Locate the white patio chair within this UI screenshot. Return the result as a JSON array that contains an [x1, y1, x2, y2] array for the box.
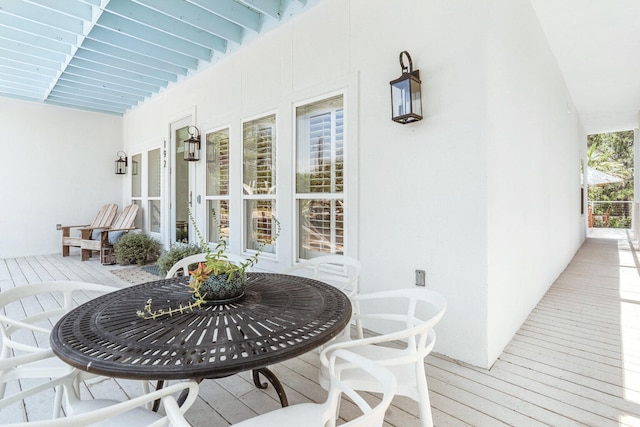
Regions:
[[286, 255, 361, 297], [0, 281, 119, 417], [165, 252, 252, 279], [2, 368, 198, 427], [319, 288, 447, 427], [288, 255, 363, 341], [232, 349, 396, 427]]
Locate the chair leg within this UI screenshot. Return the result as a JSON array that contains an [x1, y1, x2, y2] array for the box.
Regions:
[[52, 385, 63, 418], [81, 248, 91, 261], [416, 364, 434, 427]]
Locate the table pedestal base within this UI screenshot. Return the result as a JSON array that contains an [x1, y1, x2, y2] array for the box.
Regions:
[[155, 367, 289, 412], [252, 367, 289, 407]]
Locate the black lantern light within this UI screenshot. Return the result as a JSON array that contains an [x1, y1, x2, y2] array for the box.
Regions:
[[115, 151, 128, 175], [390, 51, 423, 124], [184, 126, 201, 161]]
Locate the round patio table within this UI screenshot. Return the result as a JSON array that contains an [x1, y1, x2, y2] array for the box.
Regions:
[[50, 272, 352, 406]]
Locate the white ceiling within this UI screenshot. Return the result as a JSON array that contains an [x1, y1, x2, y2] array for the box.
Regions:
[[0, 0, 638, 134], [530, 0, 640, 134], [0, 0, 311, 115]]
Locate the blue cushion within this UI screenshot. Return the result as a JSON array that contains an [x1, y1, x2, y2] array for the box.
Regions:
[[90, 230, 126, 245], [108, 231, 125, 244]]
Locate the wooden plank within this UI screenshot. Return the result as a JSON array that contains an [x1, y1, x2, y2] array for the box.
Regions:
[[5, 234, 640, 425]]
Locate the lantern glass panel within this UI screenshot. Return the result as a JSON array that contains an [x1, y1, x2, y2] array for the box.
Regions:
[[184, 138, 200, 161], [115, 158, 126, 175], [391, 78, 411, 119], [410, 77, 422, 117]]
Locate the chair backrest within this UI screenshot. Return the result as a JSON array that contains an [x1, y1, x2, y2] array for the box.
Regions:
[[0, 281, 119, 418], [357, 288, 446, 353], [165, 253, 208, 278], [2, 368, 198, 426], [165, 252, 251, 279], [322, 288, 447, 367], [111, 204, 139, 230], [325, 349, 396, 427], [287, 255, 361, 297], [0, 281, 119, 356], [89, 204, 118, 229]]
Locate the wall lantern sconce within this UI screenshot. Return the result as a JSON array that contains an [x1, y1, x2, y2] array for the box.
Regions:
[[390, 51, 423, 124], [115, 151, 128, 175], [184, 126, 201, 161]]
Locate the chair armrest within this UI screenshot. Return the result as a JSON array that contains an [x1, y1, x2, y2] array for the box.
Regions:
[[163, 395, 193, 427], [64, 378, 199, 426], [61, 224, 90, 230], [102, 227, 136, 233], [0, 348, 54, 371]]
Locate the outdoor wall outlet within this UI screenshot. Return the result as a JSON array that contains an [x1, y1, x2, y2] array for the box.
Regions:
[[416, 270, 426, 287], [56, 223, 62, 230]]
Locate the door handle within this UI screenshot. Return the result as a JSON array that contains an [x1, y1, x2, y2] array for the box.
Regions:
[[189, 191, 192, 207]]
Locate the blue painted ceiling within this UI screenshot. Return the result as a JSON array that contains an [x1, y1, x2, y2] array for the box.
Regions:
[[0, 0, 311, 116]]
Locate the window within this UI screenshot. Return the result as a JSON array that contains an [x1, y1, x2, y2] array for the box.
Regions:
[[131, 153, 143, 230], [296, 95, 344, 260], [206, 128, 230, 243], [148, 148, 162, 234], [243, 114, 277, 255]]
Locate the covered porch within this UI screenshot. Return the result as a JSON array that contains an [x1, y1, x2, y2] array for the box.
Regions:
[[4, 230, 640, 425]]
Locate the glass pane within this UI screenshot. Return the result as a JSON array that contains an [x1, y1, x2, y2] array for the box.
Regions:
[[175, 126, 190, 240], [243, 115, 276, 195], [207, 200, 229, 244], [298, 199, 344, 259], [296, 95, 343, 194], [391, 78, 410, 117], [131, 153, 142, 197], [149, 200, 161, 234], [148, 148, 161, 198], [206, 129, 230, 196], [244, 199, 276, 254], [132, 200, 143, 230]]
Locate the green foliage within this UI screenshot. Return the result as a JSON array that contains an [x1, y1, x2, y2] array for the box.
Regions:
[[138, 208, 281, 320], [187, 208, 281, 285], [609, 216, 632, 228], [587, 130, 634, 203], [156, 242, 207, 277], [114, 233, 162, 266]]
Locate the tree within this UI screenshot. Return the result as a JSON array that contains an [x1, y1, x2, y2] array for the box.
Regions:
[[587, 130, 634, 227]]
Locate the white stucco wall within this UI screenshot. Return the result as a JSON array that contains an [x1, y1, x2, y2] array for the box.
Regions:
[[484, 0, 586, 366], [0, 0, 587, 367], [0, 98, 123, 259], [120, 0, 586, 367]]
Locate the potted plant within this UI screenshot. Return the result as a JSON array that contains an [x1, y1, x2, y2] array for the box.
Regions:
[[138, 209, 280, 319]]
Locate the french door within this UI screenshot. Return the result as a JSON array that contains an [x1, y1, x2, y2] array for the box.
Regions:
[[169, 116, 195, 243]]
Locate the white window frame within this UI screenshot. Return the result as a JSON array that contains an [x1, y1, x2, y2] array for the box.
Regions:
[[241, 112, 278, 258], [204, 126, 231, 245], [147, 146, 163, 239], [293, 92, 346, 262]]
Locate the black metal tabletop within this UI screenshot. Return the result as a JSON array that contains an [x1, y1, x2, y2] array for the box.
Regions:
[[50, 273, 352, 381]]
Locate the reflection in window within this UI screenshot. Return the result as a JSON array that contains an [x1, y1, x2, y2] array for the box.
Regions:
[[243, 115, 277, 254], [149, 200, 161, 233], [206, 129, 230, 244], [131, 153, 142, 197]]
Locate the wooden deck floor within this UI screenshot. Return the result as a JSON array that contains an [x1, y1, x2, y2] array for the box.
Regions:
[[3, 234, 640, 426]]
